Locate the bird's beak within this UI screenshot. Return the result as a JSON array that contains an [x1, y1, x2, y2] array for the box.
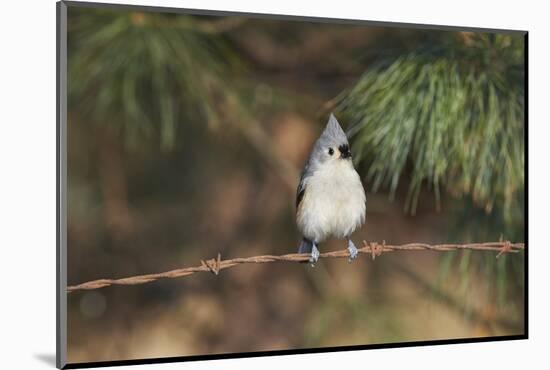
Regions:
[[341, 150, 352, 159], [338, 144, 352, 159]]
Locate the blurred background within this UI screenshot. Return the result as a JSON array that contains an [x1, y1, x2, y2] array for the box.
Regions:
[[66, 6, 525, 363]]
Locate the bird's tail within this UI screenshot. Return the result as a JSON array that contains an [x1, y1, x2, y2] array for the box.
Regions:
[[298, 238, 313, 254]]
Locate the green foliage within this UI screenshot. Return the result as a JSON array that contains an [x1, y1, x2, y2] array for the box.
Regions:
[[68, 8, 242, 150], [338, 33, 525, 220], [439, 194, 525, 316]]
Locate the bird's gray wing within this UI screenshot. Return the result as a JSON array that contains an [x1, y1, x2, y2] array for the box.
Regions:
[[296, 180, 306, 209], [296, 160, 313, 210]]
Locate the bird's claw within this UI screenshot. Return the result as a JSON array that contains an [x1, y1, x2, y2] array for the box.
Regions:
[[348, 239, 358, 262], [309, 244, 320, 266]]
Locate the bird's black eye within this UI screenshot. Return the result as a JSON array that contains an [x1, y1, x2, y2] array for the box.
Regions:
[[328, 148, 334, 156]]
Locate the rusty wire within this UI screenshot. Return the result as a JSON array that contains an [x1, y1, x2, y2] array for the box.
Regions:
[[67, 240, 524, 293]]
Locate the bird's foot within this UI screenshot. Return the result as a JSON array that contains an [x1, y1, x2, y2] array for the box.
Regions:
[[347, 239, 358, 262], [310, 243, 320, 266]]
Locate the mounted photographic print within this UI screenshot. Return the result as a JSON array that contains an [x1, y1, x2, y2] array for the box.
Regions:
[[56, 1, 527, 368]]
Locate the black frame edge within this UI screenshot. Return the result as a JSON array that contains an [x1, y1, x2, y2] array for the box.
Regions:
[[523, 32, 529, 338], [63, 334, 527, 369]]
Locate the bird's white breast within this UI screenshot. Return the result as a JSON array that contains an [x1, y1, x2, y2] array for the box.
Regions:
[[297, 160, 366, 242]]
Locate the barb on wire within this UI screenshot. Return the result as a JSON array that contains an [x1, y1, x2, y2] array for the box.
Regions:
[[67, 240, 524, 293]]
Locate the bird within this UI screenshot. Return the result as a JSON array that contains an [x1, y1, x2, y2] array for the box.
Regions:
[[296, 113, 366, 265]]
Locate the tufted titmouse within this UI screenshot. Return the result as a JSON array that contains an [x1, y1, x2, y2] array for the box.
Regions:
[[296, 114, 366, 264]]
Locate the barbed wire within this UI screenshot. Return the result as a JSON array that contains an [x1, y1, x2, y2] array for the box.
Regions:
[[66, 240, 524, 293]]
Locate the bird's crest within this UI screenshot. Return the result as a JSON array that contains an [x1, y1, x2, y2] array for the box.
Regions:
[[319, 113, 348, 145]]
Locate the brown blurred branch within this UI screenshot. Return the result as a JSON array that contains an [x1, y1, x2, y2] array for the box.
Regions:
[[67, 240, 524, 293], [133, 12, 247, 34], [231, 26, 381, 69], [217, 95, 300, 190], [192, 17, 247, 34]]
